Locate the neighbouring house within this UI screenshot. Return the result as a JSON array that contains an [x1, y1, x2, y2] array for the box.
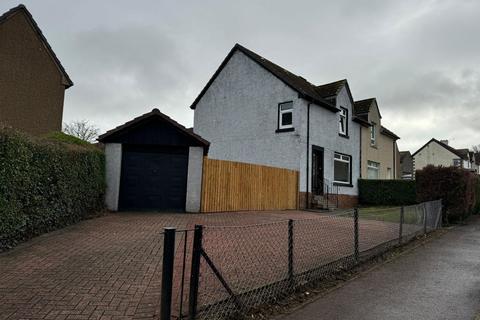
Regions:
[[353, 98, 400, 179], [0, 4, 73, 135], [413, 138, 474, 172], [399, 151, 414, 179], [98, 108, 209, 212], [191, 44, 364, 209]]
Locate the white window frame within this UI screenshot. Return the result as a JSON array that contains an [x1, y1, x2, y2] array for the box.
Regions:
[[367, 160, 380, 179], [370, 123, 376, 145], [278, 101, 293, 130], [333, 153, 351, 184], [339, 107, 347, 136]]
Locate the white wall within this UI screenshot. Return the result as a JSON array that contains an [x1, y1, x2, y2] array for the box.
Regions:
[[414, 140, 460, 170], [194, 50, 303, 172], [296, 86, 361, 195], [104, 143, 122, 211], [186, 146, 204, 212], [193, 50, 360, 196]]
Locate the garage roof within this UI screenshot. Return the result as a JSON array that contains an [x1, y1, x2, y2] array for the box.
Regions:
[[98, 108, 210, 148]]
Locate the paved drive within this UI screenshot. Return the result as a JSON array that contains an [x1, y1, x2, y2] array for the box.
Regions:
[[278, 216, 480, 320]]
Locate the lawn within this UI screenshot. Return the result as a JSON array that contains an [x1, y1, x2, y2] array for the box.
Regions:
[[358, 205, 424, 224]]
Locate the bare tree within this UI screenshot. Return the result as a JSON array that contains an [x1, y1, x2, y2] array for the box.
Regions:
[[472, 144, 480, 153], [63, 120, 100, 143]]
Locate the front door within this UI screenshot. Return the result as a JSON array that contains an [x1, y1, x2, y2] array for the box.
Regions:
[[312, 147, 324, 195]]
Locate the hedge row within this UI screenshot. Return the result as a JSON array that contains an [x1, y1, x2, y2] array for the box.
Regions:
[[0, 128, 105, 251], [416, 165, 479, 223], [358, 179, 417, 206]]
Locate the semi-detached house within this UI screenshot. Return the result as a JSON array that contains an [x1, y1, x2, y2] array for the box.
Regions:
[[191, 44, 368, 208]]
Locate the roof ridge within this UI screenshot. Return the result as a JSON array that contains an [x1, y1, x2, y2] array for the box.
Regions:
[[190, 43, 338, 111], [98, 108, 210, 147]]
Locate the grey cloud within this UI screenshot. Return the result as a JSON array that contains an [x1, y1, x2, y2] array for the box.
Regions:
[[1, 0, 479, 149]]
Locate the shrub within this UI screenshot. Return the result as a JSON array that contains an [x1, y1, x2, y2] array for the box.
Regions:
[[416, 165, 477, 224], [473, 177, 480, 215], [44, 131, 93, 146], [0, 128, 105, 251], [358, 179, 417, 206]]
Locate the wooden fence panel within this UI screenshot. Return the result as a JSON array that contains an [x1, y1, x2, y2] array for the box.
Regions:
[[201, 158, 299, 212]]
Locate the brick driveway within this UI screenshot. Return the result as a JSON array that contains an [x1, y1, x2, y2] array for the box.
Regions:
[[0, 210, 324, 320]]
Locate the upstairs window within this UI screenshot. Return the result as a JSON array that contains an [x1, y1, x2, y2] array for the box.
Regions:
[[339, 107, 348, 136], [334, 153, 351, 184], [278, 101, 293, 130], [370, 123, 377, 145]]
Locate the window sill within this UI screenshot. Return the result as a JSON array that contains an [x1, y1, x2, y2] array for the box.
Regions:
[[333, 182, 353, 187], [339, 133, 349, 139], [276, 127, 295, 133]]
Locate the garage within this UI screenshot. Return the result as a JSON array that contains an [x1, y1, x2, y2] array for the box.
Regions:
[[98, 108, 209, 212]]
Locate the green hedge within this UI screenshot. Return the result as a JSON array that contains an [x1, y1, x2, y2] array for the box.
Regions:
[[416, 165, 478, 224], [0, 128, 105, 251], [474, 178, 480, 215], [358, 179, 417, 206]]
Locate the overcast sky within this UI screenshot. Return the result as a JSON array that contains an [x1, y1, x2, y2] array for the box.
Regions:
[[2, 0, 479, 151]]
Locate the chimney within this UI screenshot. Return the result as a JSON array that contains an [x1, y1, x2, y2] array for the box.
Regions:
[[440, 139, 449, 145]]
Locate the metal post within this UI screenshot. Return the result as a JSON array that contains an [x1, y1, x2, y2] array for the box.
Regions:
[[188, 225, 203, 320], [287, 219, 294, 287], [161, 227, 176, 320], [423, 203, 428, 234], [354, 208, 359, 263], [399, 206, 404, 244]]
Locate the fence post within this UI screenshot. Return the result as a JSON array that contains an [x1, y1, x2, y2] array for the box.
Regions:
[[399, 206, 404, 244], [287, 219, 294, 288], [161, 227, 176, 320], [354, 208, 359, 263], [188, 225, 203, 320], [423, 203, 428, 234]]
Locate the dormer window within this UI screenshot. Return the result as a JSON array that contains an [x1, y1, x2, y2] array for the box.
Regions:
[[339, 107, 348, 137], [277, 101, 294, 131], [370, 123, 376, 145]]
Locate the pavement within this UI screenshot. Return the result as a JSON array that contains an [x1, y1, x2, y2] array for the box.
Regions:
[[277, 216, 480, 320]]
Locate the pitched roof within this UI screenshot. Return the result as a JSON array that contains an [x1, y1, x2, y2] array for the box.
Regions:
[[412, 138, 469, 160], [354, 98, 376, 115], [190, 44, 338, 112], [456, 148, 470, 160], [0, 4, 73, 88], [98, 108, 210, 147], [315, 79, 347, 98], [380, 126, 400, 140]]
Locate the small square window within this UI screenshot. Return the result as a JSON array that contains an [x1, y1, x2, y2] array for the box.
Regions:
[[278, 102, 293, 129]]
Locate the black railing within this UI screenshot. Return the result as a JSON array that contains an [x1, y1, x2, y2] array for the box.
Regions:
[[311, 178, 339, 210]]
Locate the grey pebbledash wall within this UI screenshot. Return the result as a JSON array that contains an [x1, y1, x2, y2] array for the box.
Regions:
[[193, 50, 360, 196], [194, 50, 302, 172], [104, 143, 122, 211]]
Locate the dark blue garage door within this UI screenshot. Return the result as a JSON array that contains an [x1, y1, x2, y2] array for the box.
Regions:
[[119, 145, 189, 211]]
